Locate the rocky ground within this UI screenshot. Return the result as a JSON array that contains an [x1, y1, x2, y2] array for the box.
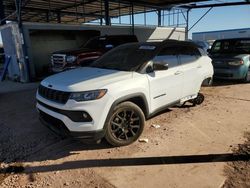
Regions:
[[0, 80, 249, 188]]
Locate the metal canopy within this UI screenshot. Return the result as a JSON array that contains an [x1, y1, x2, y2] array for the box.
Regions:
[[0, 0, 207, 24], [1, 0, 250, 24]]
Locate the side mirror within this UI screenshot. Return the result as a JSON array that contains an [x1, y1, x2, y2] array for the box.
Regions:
[[207, 49, 211, 54], [105, 44, 114, 49], [146, 65, 154, 73], [153, 63, 168, 71]]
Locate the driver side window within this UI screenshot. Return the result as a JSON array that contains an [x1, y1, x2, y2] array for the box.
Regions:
[[153, 46, 179, 69]]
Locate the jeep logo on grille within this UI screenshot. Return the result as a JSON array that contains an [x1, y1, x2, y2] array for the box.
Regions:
[[48, 84, 53, 88]]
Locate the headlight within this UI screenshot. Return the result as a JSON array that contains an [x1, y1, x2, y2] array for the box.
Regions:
[[66, 55, 77, 63], [69, 89, 107, 102], [228, 60, 244, 66]]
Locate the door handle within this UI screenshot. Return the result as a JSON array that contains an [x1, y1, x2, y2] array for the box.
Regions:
[[174, 71, 182, 75], [197, 65, 202, 68]]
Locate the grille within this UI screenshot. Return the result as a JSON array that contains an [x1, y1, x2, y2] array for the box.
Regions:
[[52, 54, 66, 68], [38, 85, 71, 104]]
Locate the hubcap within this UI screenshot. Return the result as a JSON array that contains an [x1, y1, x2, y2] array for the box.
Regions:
[[110, 110, 140, 141]]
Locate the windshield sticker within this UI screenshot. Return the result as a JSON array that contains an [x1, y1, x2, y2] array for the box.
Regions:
[[139, 46, 156, 50]]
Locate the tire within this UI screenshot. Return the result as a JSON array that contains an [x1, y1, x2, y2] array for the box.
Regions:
[[105, 101, 145, 147], [243, 69, 250, 83], [192, 93, 204, 105]]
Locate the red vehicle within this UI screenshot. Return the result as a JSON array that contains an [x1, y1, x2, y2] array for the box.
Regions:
[[51, 35, 138, 73]]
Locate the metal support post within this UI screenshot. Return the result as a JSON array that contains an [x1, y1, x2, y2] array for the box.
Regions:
[[158, 9, 161, 26], [104, 0, 110, 25], [0, 0, 6, 25]]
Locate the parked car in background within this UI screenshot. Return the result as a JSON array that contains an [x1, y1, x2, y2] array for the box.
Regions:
[[37, 40, 213, 146], [50, 35, 138, 73], [208, 38, 250, 82]]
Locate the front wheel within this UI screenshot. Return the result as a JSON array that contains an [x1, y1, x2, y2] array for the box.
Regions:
[[243, 69, 250, 83], [105, 102, 145, 146]]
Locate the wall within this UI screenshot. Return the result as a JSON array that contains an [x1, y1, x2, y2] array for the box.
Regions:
[[29, 29, 100, 78], [0, 23, 29, 82], [23, 23, 185, 79], [1, 22, 186, 81], [192, 28, 250, 45]]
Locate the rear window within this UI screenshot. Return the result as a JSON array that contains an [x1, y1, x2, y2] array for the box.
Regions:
[[211, 39, 250, 54]]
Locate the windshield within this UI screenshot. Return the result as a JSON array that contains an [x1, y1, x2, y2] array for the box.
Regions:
[[211, 39, 250, 54], [81, 37, 106, 49], [90, 43, 158, 71]]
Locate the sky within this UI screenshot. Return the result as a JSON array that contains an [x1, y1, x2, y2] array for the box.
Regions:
[[0, 5, 250, 44], [188, 5, 250, 38]]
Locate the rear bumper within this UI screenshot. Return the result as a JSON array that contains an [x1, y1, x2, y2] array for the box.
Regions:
[[39, 110, 105, 140], [213, 68, 245, 80]]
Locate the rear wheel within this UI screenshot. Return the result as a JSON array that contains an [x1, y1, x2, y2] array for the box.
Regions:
[[190, 93, 204, 106], [105, 102, 145, 146]]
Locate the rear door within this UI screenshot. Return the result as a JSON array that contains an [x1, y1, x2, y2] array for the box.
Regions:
[[147, 46, 183, 112], [178, 45, 202, 98]]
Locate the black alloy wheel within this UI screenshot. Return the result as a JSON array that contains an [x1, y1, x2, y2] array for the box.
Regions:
[[105, 102, 145, 146], [193, 93, 205, 105]]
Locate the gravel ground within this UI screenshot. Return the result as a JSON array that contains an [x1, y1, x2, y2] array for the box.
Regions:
[[0, 80, 249, 188], [223, 132, 250, 188]]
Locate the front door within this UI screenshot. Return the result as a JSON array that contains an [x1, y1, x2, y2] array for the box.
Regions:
[[147, 46, 183, 112]]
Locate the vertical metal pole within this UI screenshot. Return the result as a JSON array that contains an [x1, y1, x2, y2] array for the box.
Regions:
[[131, 2, 134, 35], [15, 0, 30, 82], [162, 10, 164, 26], [168, 11, 170, 26], [75, 0, 78, 22], [173, 9, 175, 26], [100, 0, 103, 25], [119, 1, 121, 24], [0, 0, 6, 25], [57, 11, 61, 23], [177, 9, 179, 27], [104, 0, 110, 25], [46, 11, 49, 22], [158, 9, 161, 27], [82, 0, 85, 23], [186, 9, 190, 40], [48, 0, 51, 22]]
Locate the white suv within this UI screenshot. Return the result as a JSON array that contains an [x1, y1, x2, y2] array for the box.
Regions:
[[36, 40, 213, 146]]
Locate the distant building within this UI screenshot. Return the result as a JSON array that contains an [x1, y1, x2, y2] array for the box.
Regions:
[[192, 28, 250, 45]]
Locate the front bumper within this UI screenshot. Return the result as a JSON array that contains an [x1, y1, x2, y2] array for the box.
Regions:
[[39, 110, 105, 140], [36, 91, 113, 139]]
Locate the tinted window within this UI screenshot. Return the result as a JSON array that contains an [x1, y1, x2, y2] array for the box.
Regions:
[[211, 39, 250, 54], [84, 37, 106, 49], [179, 46, 200, 65], [153, 47, 179, 69]]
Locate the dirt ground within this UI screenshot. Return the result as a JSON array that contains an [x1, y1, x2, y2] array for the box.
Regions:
[[0, 80, 250, 188]]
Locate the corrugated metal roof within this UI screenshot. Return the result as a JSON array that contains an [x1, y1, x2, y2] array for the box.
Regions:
[[2, 0, 206, 24]]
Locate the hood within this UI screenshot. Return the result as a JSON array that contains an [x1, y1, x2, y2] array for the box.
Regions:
[[41, 67, 133, 92], [53, 47, 99, 56]]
